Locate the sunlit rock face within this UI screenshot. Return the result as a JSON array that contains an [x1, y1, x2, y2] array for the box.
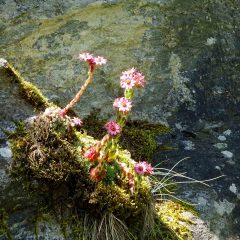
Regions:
[[0, 0, 240, 239], [0, 0, 239, 124]]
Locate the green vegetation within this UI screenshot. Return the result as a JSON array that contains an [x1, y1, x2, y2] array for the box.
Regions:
[[0, 209, 12, 240], [83, 109, 170, 161], [0, 62, 195, 239]]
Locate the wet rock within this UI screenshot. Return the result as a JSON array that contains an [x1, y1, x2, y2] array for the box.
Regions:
[[223, 130, 232, 136], [0, 144, 12, 159], [218, 135, 227, 141], [229, 184, 237, 195], [182, 140, 195, 150], [214, 143, 228, 150], [221, 151, 233, 159], [214, 199, 235, 216]]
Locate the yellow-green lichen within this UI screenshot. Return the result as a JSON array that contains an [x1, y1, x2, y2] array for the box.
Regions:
[[0, 209, 12, 240], [155, 201, 196, 240]]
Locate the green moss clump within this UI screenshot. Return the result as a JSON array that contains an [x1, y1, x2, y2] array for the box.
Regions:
[[9, 113, 86, 181], [8, 108, 156, 239], [83, 109, 170, 161], [8, 111, 195, 239], [2, 64, 194, 240], [155, 201, 196, 240], [121, 120, 170, 161]]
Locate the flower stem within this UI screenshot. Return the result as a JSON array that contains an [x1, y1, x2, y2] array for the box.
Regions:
[[62, 67, 94, 115]]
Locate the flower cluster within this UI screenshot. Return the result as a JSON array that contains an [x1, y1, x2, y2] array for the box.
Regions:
[[43, 107, 82, 128], [79, 52, 107, 70], [120, 68, 145, 90], [71, 53, 153, 190]]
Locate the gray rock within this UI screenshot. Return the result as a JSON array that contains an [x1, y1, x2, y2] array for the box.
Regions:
[[0, 0, 240, 239], [214, 143, 228, 150], [0, 58, 7, 68], [0, 146, 12, 159], [221, 151, 233, 159], [214, 199, 235, 216], [229, 184, 237, 195], [182, 140, 195, 150], [218, 135, 227, 141], [223, 130, 232, 136]]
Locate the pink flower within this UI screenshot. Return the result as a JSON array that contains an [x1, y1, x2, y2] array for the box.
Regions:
[[105, 121, 121, 136], [144, 161, 153, 175], [120, 68, 136, 90], [71, 117, 82, 127], [134, 161, 153, 176], [79, 52, 94, 61], [133, 71, 145, 88], [93, 56, 107, 65], [134, 162, 147, 175], [84, 146, 99, 162], [79, 52, 107, 67], [59, 109, 66, 118], [113, 97, 132, 114], [120, 68, 145, 89]]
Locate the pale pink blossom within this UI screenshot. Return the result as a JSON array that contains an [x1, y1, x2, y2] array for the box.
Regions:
[[105, 121, 121, 136], [144, 161, 153, 175], [120, 68, 145, 89], [133, 71, 145, 88], [113, 97, 132, 114], [134, 162, 147, 175], [70, 117, 82, 127], [79, 52, 107, 66], [93, 56, 107, 65], [134, 161, 153, 175], [79, 52, 94, 61], [120, 77, 136, 90]]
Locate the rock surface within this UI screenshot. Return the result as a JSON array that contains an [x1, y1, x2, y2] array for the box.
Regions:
[[0, 0, 240, 239]]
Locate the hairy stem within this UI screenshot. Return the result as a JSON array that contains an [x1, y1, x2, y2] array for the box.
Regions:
[[63, 67, 94, 115]]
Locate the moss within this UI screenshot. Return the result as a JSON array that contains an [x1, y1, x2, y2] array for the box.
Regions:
[[5, 63, 55, 110], [8, 110, 189, 240], [155, 201, 196, 240], [3, 62, 194, 240], [9, 113, 88, 182], [0, 209, 12, 240], [121, 121, 170, 161], [83, 109, 171, 161]]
